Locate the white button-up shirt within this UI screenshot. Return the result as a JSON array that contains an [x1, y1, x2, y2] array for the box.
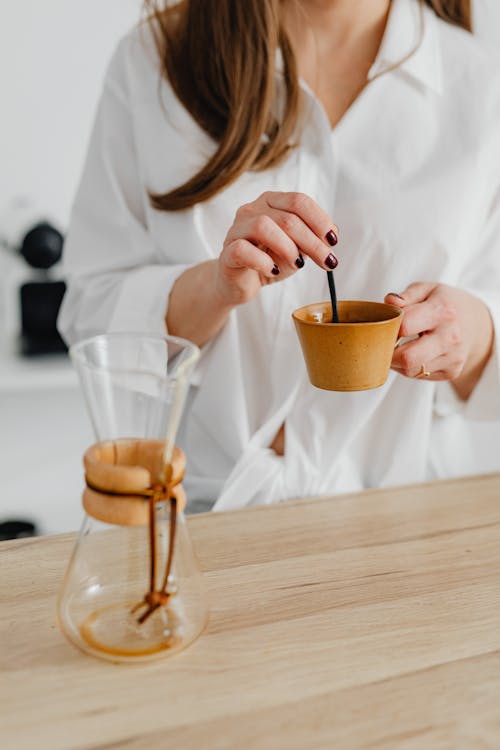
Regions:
[[59, 0, 500, 510]]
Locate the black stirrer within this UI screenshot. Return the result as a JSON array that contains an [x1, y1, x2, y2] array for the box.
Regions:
[[327, 270, 339, 323]]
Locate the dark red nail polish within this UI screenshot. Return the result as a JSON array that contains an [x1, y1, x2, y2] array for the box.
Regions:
[[388, 292, 404, 300], [325, 253, 338, 270], [295, 254, 305, 269], [271, 264, 280, 275], [326, 229, 338, 246]]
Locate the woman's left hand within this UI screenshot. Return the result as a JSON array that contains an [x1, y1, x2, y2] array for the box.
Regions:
[[385, 282, 494, 400]]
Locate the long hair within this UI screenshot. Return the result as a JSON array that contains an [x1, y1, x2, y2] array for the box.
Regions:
[[424, 0, 472, 29], [145, 1, 472, 211]]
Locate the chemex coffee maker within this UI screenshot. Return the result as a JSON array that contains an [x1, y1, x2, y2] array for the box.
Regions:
[[1, 200, 67, 355], [58, 333, 209, 662]]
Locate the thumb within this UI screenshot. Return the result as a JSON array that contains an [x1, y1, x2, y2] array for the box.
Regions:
[[385, 281, 437, 307]]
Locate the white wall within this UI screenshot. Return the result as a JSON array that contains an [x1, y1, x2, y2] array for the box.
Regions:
[[0, 1, 142, 536], [0, 0, 142, 229]]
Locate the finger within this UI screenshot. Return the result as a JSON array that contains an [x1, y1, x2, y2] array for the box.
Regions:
[[389, 281, 438, 307], [261, 246, 298, 280], [385, 292, 409, 308], [391, 331, 445, 377], [267, 208, 332, 268], [393, 353, 464, 382], [423, 354, 465, 381], [397, 297, 452, 338], [238, 214, 300, 271], [263, 192, 340, 269], [222, 239, 279, 279]]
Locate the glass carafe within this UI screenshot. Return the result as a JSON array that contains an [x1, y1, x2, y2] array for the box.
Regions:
[[58, 333, 208, 662]]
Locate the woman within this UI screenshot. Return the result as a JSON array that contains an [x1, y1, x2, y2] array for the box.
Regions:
[[59, 0, 500, 511]]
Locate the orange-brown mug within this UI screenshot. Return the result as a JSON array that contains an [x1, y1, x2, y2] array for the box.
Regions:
[[292, 300, 403, 392]]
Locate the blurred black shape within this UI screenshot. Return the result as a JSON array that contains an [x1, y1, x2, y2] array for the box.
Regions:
[[20, 222, 64, 270], [0, 519, 38, 541], [17, 221, 68, 355], [20, 280, 67, 355]]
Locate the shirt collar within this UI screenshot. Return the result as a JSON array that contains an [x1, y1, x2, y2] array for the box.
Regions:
[[368, 0, 443, 94]]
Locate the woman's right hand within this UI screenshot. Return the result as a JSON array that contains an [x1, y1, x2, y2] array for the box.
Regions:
[[215, 191, 340, 307], [167, 192, 339, 347]]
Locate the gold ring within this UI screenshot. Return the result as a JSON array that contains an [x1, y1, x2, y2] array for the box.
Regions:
[[417, 364, 431, 378]]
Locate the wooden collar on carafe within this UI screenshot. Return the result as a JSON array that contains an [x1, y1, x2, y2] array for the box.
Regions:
[[82, 439, 186, 526]]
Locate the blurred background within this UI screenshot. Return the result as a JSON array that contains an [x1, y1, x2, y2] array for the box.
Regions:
[[0, 0, 499, 538], [0, 0, 142, 537]]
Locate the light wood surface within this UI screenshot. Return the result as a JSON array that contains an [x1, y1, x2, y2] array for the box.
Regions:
[[2, 473, 500, 749]]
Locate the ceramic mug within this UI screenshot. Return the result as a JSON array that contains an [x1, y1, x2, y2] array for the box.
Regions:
[[292, 300, 403, 392]]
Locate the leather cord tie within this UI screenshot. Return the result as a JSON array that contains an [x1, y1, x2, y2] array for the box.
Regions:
[[130, 488, 180, 625], [82, 440, 186, 626]]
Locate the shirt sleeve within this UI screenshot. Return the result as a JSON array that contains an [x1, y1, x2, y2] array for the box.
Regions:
[[58, 40, 190, 345]]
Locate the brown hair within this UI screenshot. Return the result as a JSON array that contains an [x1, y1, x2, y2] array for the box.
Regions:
[[145, 0, 472, 211], [424, 0, 472, 30]]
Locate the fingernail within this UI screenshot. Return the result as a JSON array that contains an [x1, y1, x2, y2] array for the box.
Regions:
[[295, 254, 305, 269], [388, 292, 404, 300], [324, 253, 338, 270], [271, 264, 280, 276], [325, 229, 338, 246]]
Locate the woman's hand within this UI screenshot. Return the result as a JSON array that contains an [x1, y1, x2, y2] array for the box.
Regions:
[[167, 192, 339, 347], [385, 283, 494, 400], [215, 191, 339, 306]]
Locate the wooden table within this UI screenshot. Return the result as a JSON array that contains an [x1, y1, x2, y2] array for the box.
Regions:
[[2, 474, 500, 750]]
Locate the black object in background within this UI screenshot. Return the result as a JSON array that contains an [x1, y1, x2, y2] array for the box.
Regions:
[[20, 280, 67, 355], [17, 222, 68, 355], [0, 519, 38, 541], [20, 222, 64, 269]]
